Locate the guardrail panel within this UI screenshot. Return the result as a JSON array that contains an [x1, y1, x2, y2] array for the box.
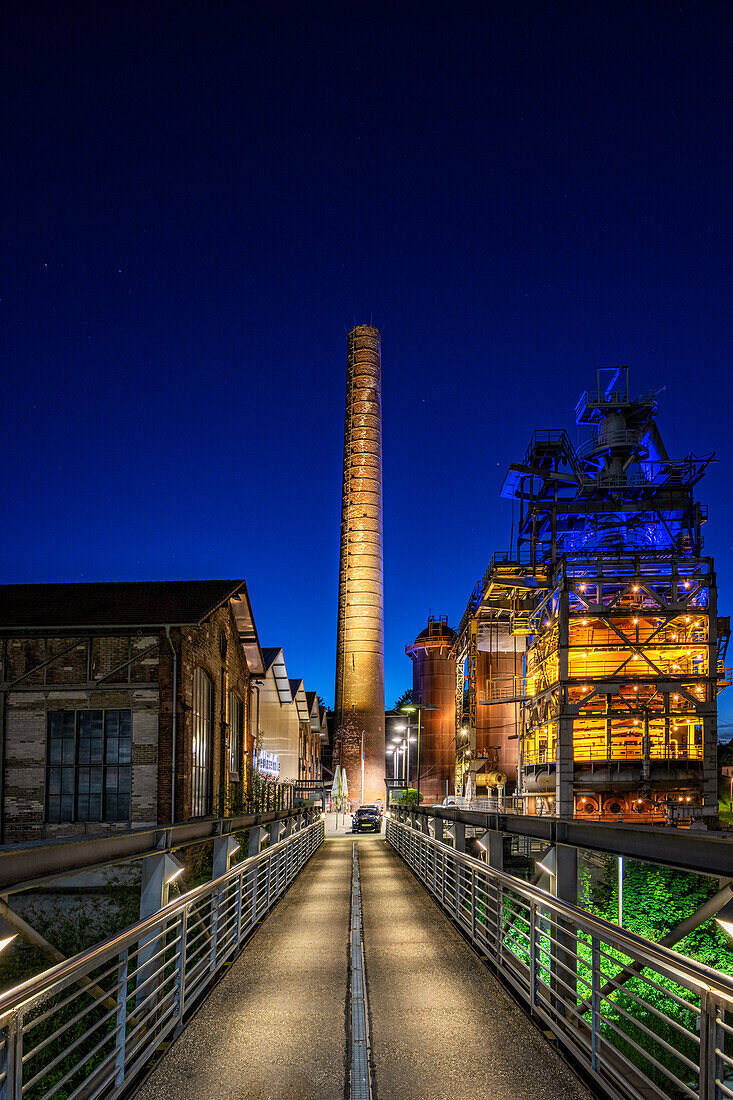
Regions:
[[0, 818, 324, 1100], [386, 816, 732, 1100]]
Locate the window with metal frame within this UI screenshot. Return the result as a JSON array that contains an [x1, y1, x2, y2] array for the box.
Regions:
[[192, 668, 213, 817], [47, 709, 132, 823], [229, 692, 243, 777]]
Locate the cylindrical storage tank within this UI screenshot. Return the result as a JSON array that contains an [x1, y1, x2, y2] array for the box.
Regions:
[[405, 617, 457, 804]]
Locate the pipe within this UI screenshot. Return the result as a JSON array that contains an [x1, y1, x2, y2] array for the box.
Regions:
[[165, 626, 177, 824]]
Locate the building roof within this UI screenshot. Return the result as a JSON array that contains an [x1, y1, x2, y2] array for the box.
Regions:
[[289, 678, 309, 720], [260, 647, 292, 704], [0, 580, 265, 673], [261, 647, 282, 672]]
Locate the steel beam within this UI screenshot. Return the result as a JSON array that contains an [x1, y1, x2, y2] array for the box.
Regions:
[[404, 807, 733, 878]]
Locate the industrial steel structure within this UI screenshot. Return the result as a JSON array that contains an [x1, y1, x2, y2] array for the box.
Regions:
[[453, 369, 730, 821], [334, 325, 386, 805]]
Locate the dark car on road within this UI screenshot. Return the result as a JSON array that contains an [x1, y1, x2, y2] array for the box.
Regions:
[[352, 806, 381, 833]]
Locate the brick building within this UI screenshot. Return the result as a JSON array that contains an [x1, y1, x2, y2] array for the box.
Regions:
[[0, 580, 264, 842]]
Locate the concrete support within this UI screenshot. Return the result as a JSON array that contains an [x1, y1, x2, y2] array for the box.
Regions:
[[137, 851, 183, 1008], [550, 843, 578, 1009], [213, 835, 240, 880], [248, 826, 267, 859], [453, 822, 466, 854], [487, 830, 504, 871]]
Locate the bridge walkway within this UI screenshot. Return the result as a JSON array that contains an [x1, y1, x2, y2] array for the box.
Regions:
[[134, 835, 593, 1100]]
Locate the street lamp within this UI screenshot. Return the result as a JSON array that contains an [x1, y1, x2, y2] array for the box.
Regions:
[[401, 702, 438, 804], [390, 740, 404, 780]]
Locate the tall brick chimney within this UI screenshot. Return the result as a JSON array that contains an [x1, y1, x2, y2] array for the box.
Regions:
[[334, 325, 385, 806]]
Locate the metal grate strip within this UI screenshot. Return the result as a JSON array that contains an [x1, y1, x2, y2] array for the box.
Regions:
[[349, 843, 373, 1100]]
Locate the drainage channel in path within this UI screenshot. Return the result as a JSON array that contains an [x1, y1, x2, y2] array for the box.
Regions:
[[348, 842, 373, 1100]]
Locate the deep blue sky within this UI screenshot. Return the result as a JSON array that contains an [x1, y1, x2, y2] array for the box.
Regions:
[[1, 2, 730, 723]]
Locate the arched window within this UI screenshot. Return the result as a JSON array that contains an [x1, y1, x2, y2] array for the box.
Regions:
[[192, 668, 213, 817], [229, 692, 243, 777]]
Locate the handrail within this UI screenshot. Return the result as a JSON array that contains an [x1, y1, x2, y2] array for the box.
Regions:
[[0, 807, 313, 895], [0, 818, 325, 1098], [387, 816, 733, 1100], [389, 818, 733, 1001]]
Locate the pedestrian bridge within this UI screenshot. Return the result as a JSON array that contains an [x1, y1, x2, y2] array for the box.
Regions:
[[1, 816, 732, 1100]]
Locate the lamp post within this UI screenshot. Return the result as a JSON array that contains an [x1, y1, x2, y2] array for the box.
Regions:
[[401, 702, 438, 805]]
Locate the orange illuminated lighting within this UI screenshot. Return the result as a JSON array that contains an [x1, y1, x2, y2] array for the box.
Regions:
[[544, 620, 550, 627], [686, 617, 691, 623], [687, 649, 691, 655], [579, 584, 586, 592], [684, 581, 691, 589], [579, 797, 586, 803], [673, 693, 678, 699], [583, 652, 588, 658], [695, 622, 701, 628], [633, 585, 639, 592], [671, 634, 677, 640], [637, 799, 643, 804], [686, 797, 692, 802], [633, 618, 639, 625], [634, 719, 639, 725], [634, 686, 638, 692], [678, 796, 684, 801], [583, 619, 588, 625], [633, 654, 639, 661]]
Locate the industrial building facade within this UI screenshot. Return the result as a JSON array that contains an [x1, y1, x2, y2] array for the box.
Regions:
[[0, 580, 325, 842], [451, 370, 729, 822]]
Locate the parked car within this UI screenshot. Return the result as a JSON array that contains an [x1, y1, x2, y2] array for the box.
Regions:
[[360, 802, 383, 822], [352, 806, 382, 833]]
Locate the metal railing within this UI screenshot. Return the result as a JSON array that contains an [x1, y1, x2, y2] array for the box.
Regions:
[[387, 816, 733, 1100], [0, 818, 324, 1100]]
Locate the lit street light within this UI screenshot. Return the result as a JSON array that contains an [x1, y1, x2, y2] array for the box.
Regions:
[[401, 702, 438, 804]]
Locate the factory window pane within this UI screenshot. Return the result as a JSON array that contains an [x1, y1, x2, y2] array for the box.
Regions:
[[47, 710, 132, 824], [230, 693, 243, 777], [192, 669, 213, 817]]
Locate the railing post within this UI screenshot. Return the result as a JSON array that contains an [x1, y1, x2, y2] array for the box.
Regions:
[[529, 901, 538, 1009], [471, 867, 477, 943], [699, 989, 720, 1100], [453, 824, 466, 923], [115, 947, 129, 1087], [590, 935, 601, 1073], [209, 885, 219, 975], [173, 906, 188, 1031], [1, 1011, 23, 1100]]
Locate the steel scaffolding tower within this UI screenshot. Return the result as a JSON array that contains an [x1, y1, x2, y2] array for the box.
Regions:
[[454, 368, 730, 821]]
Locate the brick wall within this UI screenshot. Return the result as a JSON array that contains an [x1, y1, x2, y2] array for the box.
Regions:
[[164, 604, 253, 823], [1, 634, 160, 842]]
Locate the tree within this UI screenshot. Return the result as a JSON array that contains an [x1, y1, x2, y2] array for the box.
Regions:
[[392, 688, 414, 711]]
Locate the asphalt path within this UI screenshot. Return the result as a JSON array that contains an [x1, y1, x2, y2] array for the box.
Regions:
[[134, 833, 594, 1100]]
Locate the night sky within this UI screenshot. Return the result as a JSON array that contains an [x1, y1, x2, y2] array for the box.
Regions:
[[2, 3, 731, 725]]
